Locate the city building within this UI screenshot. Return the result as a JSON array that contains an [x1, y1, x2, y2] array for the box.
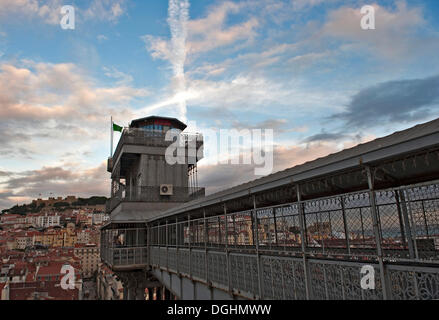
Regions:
[[74, 244, 100, 278]]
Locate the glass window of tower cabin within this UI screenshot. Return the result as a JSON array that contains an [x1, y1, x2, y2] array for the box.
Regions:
[[140, 125, 153, 137]]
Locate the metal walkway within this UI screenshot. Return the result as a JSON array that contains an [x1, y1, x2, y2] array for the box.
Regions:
[[148, 180, 439, 300], [101, 117, 439, 300]]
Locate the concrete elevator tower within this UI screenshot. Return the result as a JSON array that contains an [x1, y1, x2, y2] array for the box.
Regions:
[[100, 116, 204, 300]]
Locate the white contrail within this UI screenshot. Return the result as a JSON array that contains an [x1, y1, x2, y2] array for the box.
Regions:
[[168, 0, 190, 122]]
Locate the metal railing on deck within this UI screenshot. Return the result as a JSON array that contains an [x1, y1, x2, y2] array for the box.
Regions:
[[148, 180, 439, 300], [112, 128, 203, 164], [149, 246, 439, 300], [107, 186, 206, 212], [100, 228, 148, 269], [101, 247, 148, 268]]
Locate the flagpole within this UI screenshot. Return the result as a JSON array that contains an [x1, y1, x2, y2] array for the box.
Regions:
[[110, 116, 113, 157]]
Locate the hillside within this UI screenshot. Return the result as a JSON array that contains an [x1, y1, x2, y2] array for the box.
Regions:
[[1, 196, 108, 215]]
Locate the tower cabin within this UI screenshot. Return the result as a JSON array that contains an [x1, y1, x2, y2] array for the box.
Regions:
[[101, 116, 204, 271]]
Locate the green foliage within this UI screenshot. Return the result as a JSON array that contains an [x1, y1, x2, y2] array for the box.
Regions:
[[4, 204, 28, 215], [53, 202, 70, 208], [72, 196, 107, 206], [2, 196, 107, 215]]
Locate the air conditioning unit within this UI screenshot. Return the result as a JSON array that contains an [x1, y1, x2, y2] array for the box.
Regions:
[[160, 184, 173, 196]]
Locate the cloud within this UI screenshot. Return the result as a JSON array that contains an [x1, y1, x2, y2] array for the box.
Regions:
[[291, 0, 327, 11], [322, 1, 438, 60], [199, 137, 367, 194], [186, 1, 259, 55], [0, 163, 108, 210], [187, 42, 299, 79], [0, 60, 148, 158], [138, 71, 332, 122], [0, 0, 62, 24], [334, 74, 439, 128], [0, 171, 11, 177], [185, 76, 295, 110], [97, 34, 109, 42], [138, 74, 292, 116], [83, 0, 127, 23], [143, 1, 259, 62], [0, 0, 126, 25], [302, 132, 349, 143], [287, 51, 332, 71], [103, 66, 134, 86], [167, 0, 190, 122], [231, 119, 288, 131]]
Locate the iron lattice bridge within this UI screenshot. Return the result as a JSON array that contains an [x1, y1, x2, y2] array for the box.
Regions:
[[147, 180, 439, 300]]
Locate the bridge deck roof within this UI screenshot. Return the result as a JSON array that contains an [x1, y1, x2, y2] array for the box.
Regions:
[[149, 117, 439, 221]]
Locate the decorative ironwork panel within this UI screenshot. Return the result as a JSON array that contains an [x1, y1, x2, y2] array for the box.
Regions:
[[229, 254, 239, 291], [280, 259, 297, 300], [159, 247, 167, 268], [228, 254, 259, 296], [244, 255, 260, 296], [178, 248, 190, 275], [341, 266, 364, 300], [324, 264, 344, 300], [309, 262, 327, 300], [229, 254, 260, 296], [143, 181, 439, 300], [271, 258, 284, 300], [168, 247, 177, 271], [261, 256, 274, 299], [191, 250, 206, 280], [388, 265, 439, 300], [416, 270, 439, 300], [208, 251, 228, 286]]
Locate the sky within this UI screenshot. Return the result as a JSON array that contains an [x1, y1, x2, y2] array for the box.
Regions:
[[0, 0, 438, 210]]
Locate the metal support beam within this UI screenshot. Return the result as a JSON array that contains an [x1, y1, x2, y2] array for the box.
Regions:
[[188, 214, 192, 277], [176, 217, 180, 274], [146, 223, 151, 266], [365, 166, 389, 300], [252, 195, 263, 299], [395, 190, 414, 258], [404, 189, 420, 260], [340, 195, 351, 255], [224, 203, 232, 296], [296, 184, 312, 300], [165, 220, 169, 271], [273, 207, 279, 247], [203, 209, 209, 286]]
